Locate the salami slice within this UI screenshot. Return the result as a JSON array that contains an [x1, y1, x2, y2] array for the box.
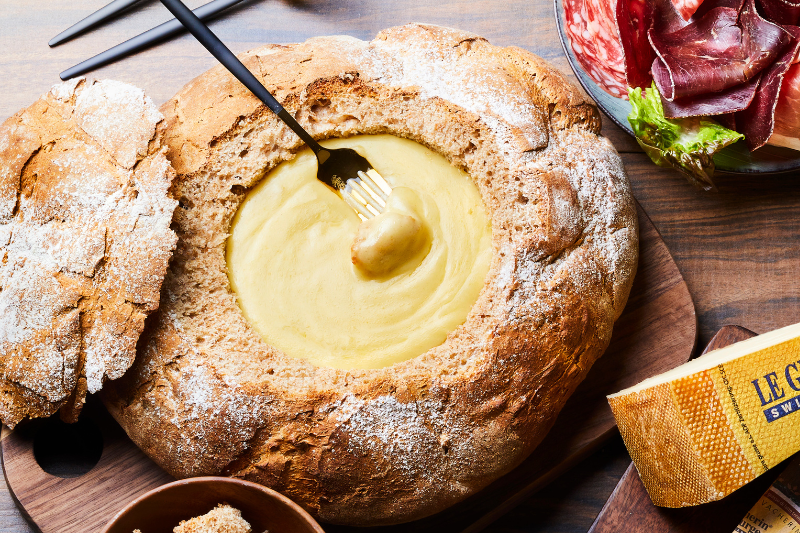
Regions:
[[564, 0, 628, 98]]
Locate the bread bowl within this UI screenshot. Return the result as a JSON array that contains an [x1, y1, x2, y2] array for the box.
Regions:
[[103, 24, 639, 525], [0, 78, 176, 426]]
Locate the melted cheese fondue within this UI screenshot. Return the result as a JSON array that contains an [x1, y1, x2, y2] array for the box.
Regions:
[[227, 135, 491, 369]]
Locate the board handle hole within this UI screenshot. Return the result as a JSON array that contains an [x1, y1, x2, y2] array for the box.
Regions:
[[32, 415, 103, 478]]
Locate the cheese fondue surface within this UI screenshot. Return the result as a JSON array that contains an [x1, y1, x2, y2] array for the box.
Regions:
[[227, 135, 491, 369]]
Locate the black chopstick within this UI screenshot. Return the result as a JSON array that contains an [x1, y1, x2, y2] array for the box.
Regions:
[[50, 0, 144, 47], [59, 0, 247, 81]]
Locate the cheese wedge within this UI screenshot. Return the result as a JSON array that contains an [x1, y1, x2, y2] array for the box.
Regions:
[[608, 322, 800, 507]]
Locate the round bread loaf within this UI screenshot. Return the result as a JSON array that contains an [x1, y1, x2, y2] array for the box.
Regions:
[[103, 24, 638, 525], [0, 78, 177, 426]]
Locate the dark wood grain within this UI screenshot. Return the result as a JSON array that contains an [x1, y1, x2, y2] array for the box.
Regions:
[[1, 206, 695, 533], [1, 400, 173, 533], [0, 0, 638, 153], [586, 326, 793, 533], [589, 461, 784, 533], [1, 2, 799, 533], [622, 155, 800, 352]]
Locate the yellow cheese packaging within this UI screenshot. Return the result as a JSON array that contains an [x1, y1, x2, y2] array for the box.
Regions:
[[608, 322, 800, 507]]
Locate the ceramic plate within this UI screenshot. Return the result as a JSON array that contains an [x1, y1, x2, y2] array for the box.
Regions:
[[553, 0, 800, 174]]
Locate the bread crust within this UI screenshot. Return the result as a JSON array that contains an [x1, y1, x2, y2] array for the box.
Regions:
[[103, 24, 638, 525], [0, 78, 177, 426]]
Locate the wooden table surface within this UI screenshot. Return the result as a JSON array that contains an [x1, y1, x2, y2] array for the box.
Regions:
[[1, 1, 799, 532]]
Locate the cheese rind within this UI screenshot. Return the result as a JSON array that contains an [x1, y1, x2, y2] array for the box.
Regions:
[[608, 322, 800, 507]]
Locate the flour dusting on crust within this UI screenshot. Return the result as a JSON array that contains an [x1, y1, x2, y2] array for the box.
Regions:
[[0, 78, 177, 426], [104, 24, 637, 526]]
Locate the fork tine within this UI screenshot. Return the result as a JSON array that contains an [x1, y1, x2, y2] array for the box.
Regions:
[[355, 177, 387, 208], [348, 180, 383, 216], [341, 190, 372, 220], [344, 183, 380, 218], [356, 171, 389, 204], [364, 169, 392, 196], [341, 169, 391, 219]]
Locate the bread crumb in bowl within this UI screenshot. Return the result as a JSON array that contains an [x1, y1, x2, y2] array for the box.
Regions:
[[105, 477, 321, 533], [173, 504, 254, 533], [132, 503, 262, 533]]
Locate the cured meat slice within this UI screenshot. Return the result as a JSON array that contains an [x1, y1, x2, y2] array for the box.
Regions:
[[616, 0, 693, 91], [652, 0, 691, 33], [564, 0, 628, 98], [673, 0, 705, 19], [693, 0, 745, 19], [757, 0, 800, 26], [650, 0, 790, 101], [616, 0, 657, 89], [563, 0, 718, 99], [737, 25, 800, 149], [662, 73, 761, 117], [650, 8, 740, 99], [770, 63, 800, 149], [715, 113, 737, 130], [612, 0, 725, 91]]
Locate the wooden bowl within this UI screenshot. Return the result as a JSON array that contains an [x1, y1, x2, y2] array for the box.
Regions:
[[102, 476, 325, 533]]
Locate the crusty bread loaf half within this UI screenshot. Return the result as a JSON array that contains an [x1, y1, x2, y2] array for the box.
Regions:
[[0, 78, 177, 425], [103, 24, 638, 525]]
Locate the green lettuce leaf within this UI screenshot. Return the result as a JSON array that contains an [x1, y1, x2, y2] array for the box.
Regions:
[[627, 83, 744, 190]]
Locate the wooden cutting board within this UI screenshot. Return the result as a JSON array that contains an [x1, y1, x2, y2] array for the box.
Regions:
[[587, 326, 791, 533], [1, 203, 697, 533]]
